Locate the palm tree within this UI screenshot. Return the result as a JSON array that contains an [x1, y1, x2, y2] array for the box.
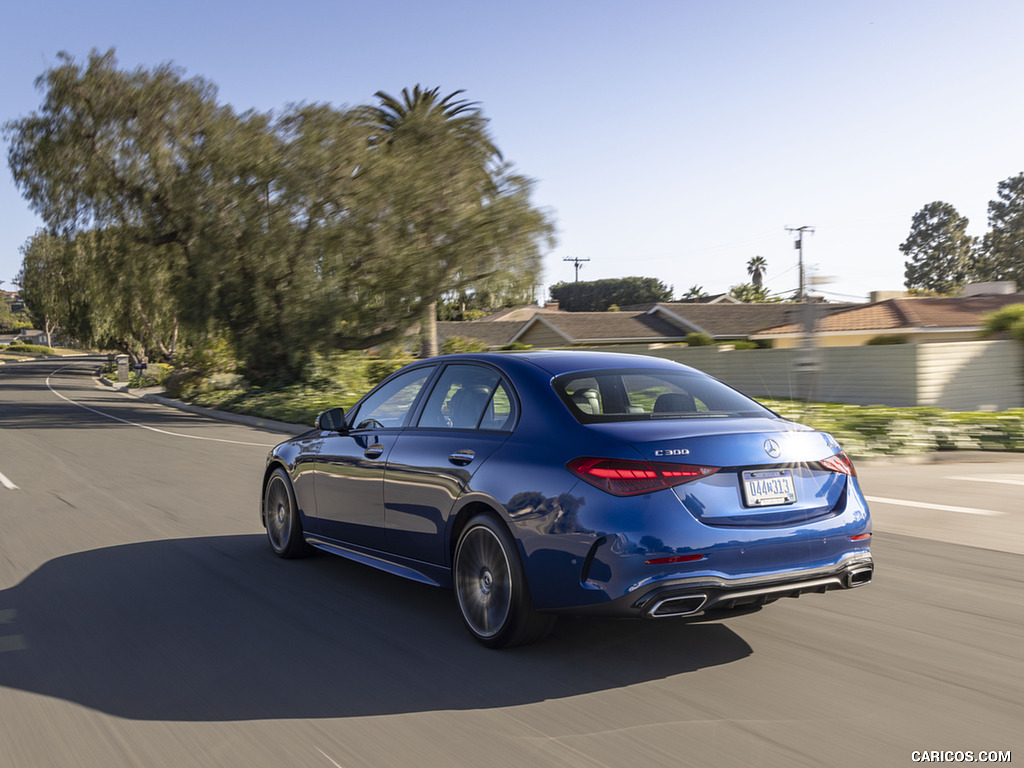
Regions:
[[365, 85, 500, 169], [364, 86, 503, 357], [684, 284, 706, 301], [747, 256, 767, 289]]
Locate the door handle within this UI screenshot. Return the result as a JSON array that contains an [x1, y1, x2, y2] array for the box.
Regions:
[[449, 450, 475, 465], [364, 444, 384, 459]]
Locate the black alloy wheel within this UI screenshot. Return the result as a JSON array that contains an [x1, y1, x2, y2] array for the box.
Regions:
[[264, 468, 310, 559], [453, 514, 555, 648]]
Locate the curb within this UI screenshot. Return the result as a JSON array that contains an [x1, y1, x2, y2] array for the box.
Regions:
[[141, 393, 309, 436], [96, 372, 309, 437]]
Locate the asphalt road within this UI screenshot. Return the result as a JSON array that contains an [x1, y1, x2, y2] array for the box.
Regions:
[[0, 356, 1020, 768]]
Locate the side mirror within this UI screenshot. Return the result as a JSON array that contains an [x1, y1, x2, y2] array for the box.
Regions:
[[315, 407, 346, 432]]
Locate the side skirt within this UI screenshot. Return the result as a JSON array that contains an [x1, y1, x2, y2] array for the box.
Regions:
[[305, 535, 453, 589]]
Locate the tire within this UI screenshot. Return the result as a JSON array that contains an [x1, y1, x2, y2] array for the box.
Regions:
[[263, 468, 311, 559], [453, 514, 555, 648]]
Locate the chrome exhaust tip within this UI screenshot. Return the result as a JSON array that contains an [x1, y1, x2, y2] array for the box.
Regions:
[[647, 594, 707, 617], [847, 566, 873, 587]]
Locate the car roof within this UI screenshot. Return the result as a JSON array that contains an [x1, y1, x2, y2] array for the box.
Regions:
[[430, 350, 701, 378]]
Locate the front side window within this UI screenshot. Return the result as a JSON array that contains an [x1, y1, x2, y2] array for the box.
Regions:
[[417, 364, 516, 431], [350, 367, 434, 429], [555, 369, 771, 423]]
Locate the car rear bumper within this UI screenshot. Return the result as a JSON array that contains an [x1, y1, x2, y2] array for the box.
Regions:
[[563, 552, 874, 618]]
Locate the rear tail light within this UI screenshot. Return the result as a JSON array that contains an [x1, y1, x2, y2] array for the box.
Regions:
[[819, 451, 857, 477], [567, 457, 718, 496]]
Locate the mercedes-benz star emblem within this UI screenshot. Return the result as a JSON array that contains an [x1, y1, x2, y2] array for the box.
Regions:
[[763, 439, 781, 458]]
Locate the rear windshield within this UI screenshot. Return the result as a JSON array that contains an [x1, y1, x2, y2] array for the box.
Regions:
[[554, 369, 773, 423]]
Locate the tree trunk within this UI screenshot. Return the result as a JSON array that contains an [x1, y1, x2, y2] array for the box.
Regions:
[[420, 301, 439, 358]]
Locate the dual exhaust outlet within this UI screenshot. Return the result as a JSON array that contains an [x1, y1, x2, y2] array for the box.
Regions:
[[645, 562, 874, 618]]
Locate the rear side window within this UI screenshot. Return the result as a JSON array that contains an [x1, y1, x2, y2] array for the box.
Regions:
[[555, 369, 771, 423], [417, 364, 517, 431]]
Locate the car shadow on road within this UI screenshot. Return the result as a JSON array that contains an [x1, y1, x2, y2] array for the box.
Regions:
[[0, 535, 752, 721]]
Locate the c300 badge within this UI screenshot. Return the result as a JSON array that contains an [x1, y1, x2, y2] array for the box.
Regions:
[[654, 448, 690, 457]]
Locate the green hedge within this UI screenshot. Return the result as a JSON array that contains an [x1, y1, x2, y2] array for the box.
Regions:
[[763, 399, 1024, 456], [162, 352, 1024, 456], [3, 343, 55, 355]]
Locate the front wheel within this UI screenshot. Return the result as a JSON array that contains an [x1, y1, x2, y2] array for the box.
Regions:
[[453, 515, 555, 648], [263, 468, 310, 559]]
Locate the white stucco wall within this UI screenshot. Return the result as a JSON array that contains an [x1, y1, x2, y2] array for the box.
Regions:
[[577, 341, 1024, 410]]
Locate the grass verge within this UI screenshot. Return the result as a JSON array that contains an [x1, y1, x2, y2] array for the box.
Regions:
[[179, 382, 1024, 457], [763, 400, 1024, 457]]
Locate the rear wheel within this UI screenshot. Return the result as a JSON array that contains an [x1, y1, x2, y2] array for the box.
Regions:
[[453, 514, 555, 648], [264, 468, 310, 558]]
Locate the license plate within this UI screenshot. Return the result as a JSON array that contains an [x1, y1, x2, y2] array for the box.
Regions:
[[742, 469, 797, 507]]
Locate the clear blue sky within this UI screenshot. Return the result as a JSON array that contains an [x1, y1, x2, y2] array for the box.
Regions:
[[3, 0, 1023, 302]]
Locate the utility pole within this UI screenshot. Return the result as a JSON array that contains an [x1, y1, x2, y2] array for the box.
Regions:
[[785, 226, 814, 301], [785, 226, 818, 402], [563, 255, 590, 282]]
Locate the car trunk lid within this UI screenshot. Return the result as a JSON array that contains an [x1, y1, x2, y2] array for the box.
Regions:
[[588, 417, 850, 527]]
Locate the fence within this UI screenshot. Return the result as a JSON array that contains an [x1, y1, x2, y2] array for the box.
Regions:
[[576, 340, 1024, 411]]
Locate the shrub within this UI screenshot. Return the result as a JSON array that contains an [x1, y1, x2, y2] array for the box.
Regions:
[[441, 336, 489, 355], [366, 356, 414, 385], [981, 304, 1024, 341], [176, 337, 239, 375], [761, 398, 1024, 456], [685, 332, 714, 347], [867, 335, 909, 345], [129, 362, 175, 388], [163, 338, 241, 397], [4, 343, 55, 355]]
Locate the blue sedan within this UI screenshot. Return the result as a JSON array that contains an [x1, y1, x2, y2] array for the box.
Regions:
[[261, 351, 873, 647]]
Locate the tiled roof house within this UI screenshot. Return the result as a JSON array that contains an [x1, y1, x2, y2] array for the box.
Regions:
[[436, 301, 859, 350], [751, 294, 1024, 347], [508, 311, 691, 347]]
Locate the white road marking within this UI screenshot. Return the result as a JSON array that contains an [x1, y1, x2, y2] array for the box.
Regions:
[[865, 496, 1005, 517], [316, 748, 346, 768], [45, 365, 275, 448], [0, 471, 18, 490], [949, 474, 1024, 487]]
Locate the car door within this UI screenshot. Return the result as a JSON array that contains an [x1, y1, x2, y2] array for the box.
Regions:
[[384, 363, 517, 564], [313, 365, 435, 550]]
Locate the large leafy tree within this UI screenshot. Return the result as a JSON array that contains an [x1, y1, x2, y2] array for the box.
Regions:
[[360, 85, 551, 355], [901, 201, 976, 294], [17, 229, 181, 358], [4, 50, 243, 361], [5, 53, 554, 379], [438, 275, 538, 320], [17, 232, 88, 348], [549, 277, 673, 311], [977, 173, 1024, 288]]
